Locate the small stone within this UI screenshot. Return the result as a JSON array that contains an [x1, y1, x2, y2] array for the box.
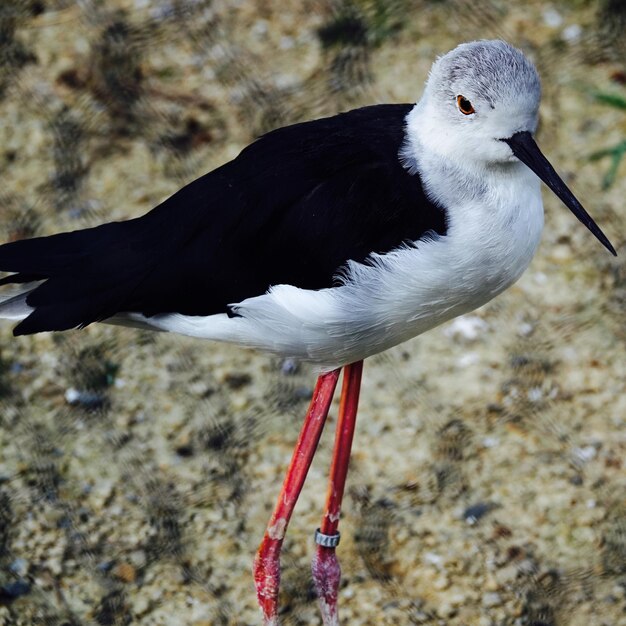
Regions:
[[188, 381, 210, 396], [8, 558, 28, 577], [463, 502, 499, 525], [482, 591, 502, 607], [562, 24, 582, 42], [457, 352, 479, 368], [129, 550, 147, 569], [132, 593, 150, 616], [423, 552, 443, 566], [437, 601, 457, 618], [518, 322, 534, 336], [91, 480, 115, 509], [0, 580, 31, 599], [444, 315, 488, 341], [231, 395, 249, 411], [281, 358, 299, 375], [481, 436, 500, 448], [251, 19, 268, 38], [64, 387, 81, 404], [112, 562, 136, 583], [572, 445, 597, 464], [543, 8, 563, 28], [550, 244, 572, 262], [64, 387, 106, 409], [96, 561, 113, 573], [174, 433, 194, 457], [447, 592, 467, 607]]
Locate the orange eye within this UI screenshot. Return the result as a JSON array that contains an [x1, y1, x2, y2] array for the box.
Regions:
[[457, 95, 475, 115]]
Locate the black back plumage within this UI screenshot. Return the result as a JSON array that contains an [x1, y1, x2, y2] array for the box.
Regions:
[[0, 104, 447, 335]]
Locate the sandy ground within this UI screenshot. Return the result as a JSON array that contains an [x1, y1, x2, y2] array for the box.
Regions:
[[0, 1, 625, 625]]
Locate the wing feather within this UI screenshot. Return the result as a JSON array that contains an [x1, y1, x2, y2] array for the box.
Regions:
[[0, 104, 447, 335]]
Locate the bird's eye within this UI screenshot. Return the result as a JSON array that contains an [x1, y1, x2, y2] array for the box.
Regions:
[[456, 95, 475, 115]]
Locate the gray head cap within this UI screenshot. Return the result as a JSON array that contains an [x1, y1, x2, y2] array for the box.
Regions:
[[428, 40, 541, 107]]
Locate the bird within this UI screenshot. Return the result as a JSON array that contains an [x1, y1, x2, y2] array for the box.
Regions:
[[0, 40, 616, 625]]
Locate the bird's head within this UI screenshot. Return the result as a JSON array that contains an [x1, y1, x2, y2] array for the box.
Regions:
[[408, 39, 615, 256], [419, 39, 540, 164]]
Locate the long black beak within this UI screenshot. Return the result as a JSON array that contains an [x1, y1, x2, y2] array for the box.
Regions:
[[503, 131, 616, 256]]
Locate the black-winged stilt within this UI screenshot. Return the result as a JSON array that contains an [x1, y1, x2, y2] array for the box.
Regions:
[[0, 40, 616, 625]]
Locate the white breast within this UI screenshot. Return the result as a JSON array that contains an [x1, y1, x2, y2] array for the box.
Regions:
[[142, 159, 543, 370]]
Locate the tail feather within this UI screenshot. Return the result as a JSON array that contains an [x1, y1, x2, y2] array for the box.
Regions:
[[1, 173, 225, 336], [0, 272, 45, 286], [0, 218, 156, 335], [0, 284, 38, 321], [0, 228, 99, 275], [12, 278, 135, 335]]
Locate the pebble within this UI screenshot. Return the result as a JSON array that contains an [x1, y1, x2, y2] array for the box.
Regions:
[[571, 445, 597, 464], [550, 244, 572, 262], [90, 480, 115, 509], [444, 315, 488, 341], [113, 562, 137, 583], [8, 558, 28, 577], [543, 8, 563, 28], [96, 561, 113, 573], [280, 358, 299, 375], [481, 436, 500, 448], [45, 557, 63, 576], [562, 24, 582, 42], [279, 36, 294, 50], [230, 395, 249, 411], [447, 592, 467, 607], [482, 591, 503, 607], [64, 387, 106, 409], [132, 593, 151, 617], [129, 550, 147, 569], [423, 552, 443, 567], [188, 381, 210, 396], [251, 19, 269, 39], [437, 600, 458, 618], [0, 580, 30, 599], [463, 502, 498, 525], [457, 352, 479, 368]]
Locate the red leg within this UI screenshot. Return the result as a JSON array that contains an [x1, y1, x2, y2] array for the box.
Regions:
[[253, 368, 340, 625], [311, 361, 363, 626]]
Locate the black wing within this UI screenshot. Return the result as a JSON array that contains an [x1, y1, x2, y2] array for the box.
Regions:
[[0, 104, 447, 335]]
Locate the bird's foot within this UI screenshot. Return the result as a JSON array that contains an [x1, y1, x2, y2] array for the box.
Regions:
[[253, 537, 283, 625], [311, 543, 341, 626]]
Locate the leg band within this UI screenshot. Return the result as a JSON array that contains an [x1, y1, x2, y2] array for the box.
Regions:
[[314, 528, 341, 548]]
